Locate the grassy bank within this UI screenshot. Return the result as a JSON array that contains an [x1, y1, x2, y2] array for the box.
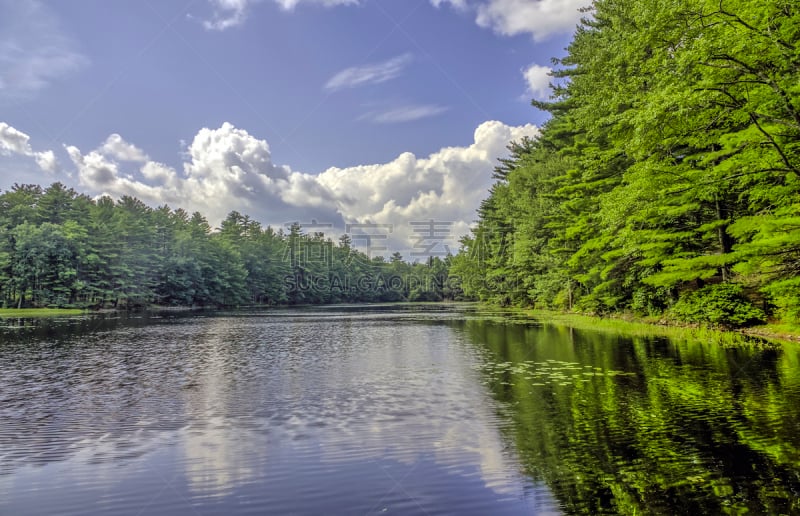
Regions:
[[512, 308, 799, 346], [742, 323, 800, 344], [0, 308, 87, 318]]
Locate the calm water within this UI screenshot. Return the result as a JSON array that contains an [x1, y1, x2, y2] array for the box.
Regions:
[[0, 305, 798, 515]]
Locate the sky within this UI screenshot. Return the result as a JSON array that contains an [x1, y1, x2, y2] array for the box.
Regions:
[[0, 0, 586, 257]]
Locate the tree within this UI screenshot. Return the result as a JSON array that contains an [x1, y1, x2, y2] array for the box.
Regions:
[[452, 0, 800, 325]]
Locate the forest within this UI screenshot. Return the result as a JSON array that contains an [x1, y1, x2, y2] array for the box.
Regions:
[[450, 0, 800, 327], [0, 182, 459, 309], [2, 0, 798, 329]]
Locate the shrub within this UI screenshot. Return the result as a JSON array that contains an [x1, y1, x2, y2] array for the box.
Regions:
[[671, 283, 765, 328]]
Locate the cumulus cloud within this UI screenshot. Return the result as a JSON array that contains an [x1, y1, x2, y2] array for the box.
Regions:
[[0, 122, 59, 173], [0, 123, 33, 156], [325, 54, 413, 91], [100, 134, 149, 162], [62, 120, 538, 254], [432, 0, 587, 41], [64, 145, 176, 204], [34, 150, 58, 174], [0, 0, 87, 100], [66, 123, 341, 226], [476, 0, 586, 40], [522, 63, 552, 101], [359, 104, 449, 124], [315, 120, 539, 252], [4, 119, 541, 253]]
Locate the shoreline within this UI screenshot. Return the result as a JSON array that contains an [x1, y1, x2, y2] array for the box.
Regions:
[[0, 308, 88, 318], [2, 304, 799, 344], [511, 308, 800, 345]]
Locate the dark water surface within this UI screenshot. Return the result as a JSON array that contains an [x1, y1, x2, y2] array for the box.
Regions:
[[0, 305, 798, 515]]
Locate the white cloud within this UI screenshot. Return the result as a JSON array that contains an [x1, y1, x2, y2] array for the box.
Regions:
[[0, 0, 87, 99], [100, 134, 149, 162], [203, 0, 359, 30], [430, 0, 468, 10], [360, 104, 449, 124], [5, 119, 540, 252], [65, 144, 185, 206], [0, 123, 33, 156], [202, 0, 592, 41], [66, 123, 341, 226], [522, 63, 551, 101], [314, 120, 539, 251], [65, 146, 119, 186], [202, 0, 586, 39], [325, 54, 413, 91], [432, 0, 587, 41], [203, 0, 253, 31], [0, 122, 59, 173], [273, 0, 359, 10], [476, 0, 586, 40], [34, 150, 58, 174], [63, 120, 539, 253]]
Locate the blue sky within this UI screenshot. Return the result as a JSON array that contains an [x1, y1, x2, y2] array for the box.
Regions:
[[0, 0, 585, 254]]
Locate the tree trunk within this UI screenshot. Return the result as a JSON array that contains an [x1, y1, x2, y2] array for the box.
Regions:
[[715, 198, 733, 282]]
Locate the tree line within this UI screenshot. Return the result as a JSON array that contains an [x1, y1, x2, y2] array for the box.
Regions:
[[0, 183, 461, 309], [450, 0, 800, 327]]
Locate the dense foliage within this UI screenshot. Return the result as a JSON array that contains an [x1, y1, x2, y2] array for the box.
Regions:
[[0, 183, 460, 309], [452, 0, 800, 327]]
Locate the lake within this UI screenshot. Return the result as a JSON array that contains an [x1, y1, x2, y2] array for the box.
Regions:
[[0, 304, 798, 515]]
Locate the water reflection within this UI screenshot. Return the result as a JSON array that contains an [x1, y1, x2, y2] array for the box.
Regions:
[[0, 308, 560, 514], [1, 306, 798, 515], [460, 319, 800, 514], [179, 319, 266, 498], [170, 315, 554, 508]]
